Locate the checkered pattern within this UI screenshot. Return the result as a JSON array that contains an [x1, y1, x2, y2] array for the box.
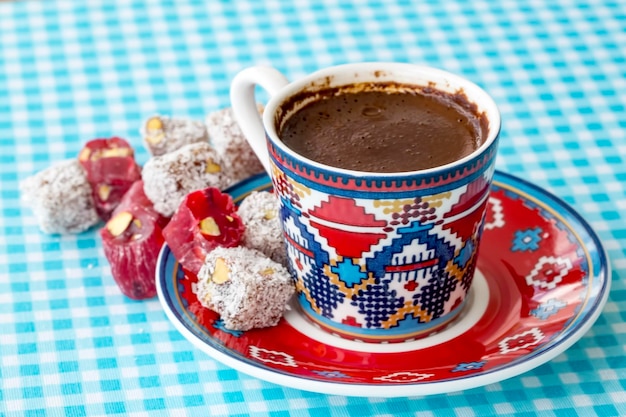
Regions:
[[1, 0, 625, 415]]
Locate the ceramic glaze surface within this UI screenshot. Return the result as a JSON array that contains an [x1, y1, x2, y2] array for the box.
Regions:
[[265, 132, 499, 342]]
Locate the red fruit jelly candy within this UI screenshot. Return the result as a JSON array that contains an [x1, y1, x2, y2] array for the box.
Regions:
[[79, 137, 142, 220], [115, 180, 170, 230], [79, 137, 141, 183], [92, 184, 132, 221], [163, 187, 245, 275], [100, 209, 163, 300]]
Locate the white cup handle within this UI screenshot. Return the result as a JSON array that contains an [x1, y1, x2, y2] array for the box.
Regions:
[[230, 66, 290, 175]]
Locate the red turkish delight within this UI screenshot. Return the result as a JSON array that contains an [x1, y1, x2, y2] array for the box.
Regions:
[[78, 137, 140, 182], [100, 205, 164, 300], [163, 187, 245, 275], [114, 180, 170, 230], [79, 137, 142, 220]]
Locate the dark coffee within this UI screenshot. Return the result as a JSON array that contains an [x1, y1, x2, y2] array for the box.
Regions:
[[279, 83, 488, 172]]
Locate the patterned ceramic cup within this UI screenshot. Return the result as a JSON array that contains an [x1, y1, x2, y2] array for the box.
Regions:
[[231, 63, 501, 343]]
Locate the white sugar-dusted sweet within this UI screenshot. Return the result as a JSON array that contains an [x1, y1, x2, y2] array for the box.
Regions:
[[196, 246, 294, 331], [20, 160, 99, 234], [238, 191, 287, 266], [205, 106, 265, 184], [142, 142, 230, 217], [142, 115, 209, 156]]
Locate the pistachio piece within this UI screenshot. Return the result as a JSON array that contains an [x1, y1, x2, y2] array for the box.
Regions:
[[199, 217, 220, 236], [105, 211, 133, 237], [205, 160, 222, 174], [98, 184, 111, 201], [145, 117, 165, 144], [78, 148, 91, 162], [211, 258, 230, 284], [263, 209, 276, 220]]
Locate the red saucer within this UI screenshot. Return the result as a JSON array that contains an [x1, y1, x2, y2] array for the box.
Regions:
[[157, 171, 609, 397]]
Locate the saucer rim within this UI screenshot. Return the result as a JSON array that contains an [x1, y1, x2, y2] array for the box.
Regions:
[[156, 170, 611, 397]]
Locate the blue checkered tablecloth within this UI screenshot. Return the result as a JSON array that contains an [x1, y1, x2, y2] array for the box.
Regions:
[[1, 0, 625, 415]]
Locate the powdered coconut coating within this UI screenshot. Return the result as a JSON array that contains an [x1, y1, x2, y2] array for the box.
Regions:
[[142, 115, 209, 156], [238, 191, 287, 266], [205, 106, 265, 184], [196, 246, 294, 331], [20, 159, 99, 234], [142, 142, 230, 217]]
